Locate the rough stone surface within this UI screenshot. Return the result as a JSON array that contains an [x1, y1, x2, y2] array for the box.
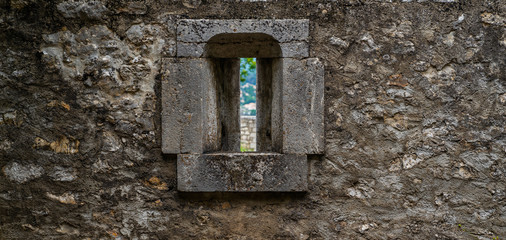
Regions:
[[0, 0, 505, 239], [178, 153, 307, 192]]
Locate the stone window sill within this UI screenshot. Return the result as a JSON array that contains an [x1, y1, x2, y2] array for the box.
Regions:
[[177, 153, 307, 192]]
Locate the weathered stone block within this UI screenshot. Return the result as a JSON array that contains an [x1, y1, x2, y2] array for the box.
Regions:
[[281, 58, 325, 154], [161, 58, 211, 154], [177, 153, 307, 192]]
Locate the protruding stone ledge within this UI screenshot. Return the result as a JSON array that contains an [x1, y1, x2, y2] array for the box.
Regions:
[[177, 153, 308, 192]]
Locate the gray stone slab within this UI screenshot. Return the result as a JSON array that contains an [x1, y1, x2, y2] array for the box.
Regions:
[[177, 153, 307, 192], [177, 19, 309, 43], [282, 58, 325, 154], [162, 58, 211, 154]]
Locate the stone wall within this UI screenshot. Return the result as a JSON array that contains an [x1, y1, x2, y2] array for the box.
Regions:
[[0, 0, 505, 239], [240, 116, 257, 151]]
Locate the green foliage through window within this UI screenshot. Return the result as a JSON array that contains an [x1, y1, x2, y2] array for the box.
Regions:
[[240, 58, 256, 82], [240, 58, 256, 116]]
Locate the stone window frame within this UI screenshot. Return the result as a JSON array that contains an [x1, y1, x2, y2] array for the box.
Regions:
[[162, 19, 324, 192]]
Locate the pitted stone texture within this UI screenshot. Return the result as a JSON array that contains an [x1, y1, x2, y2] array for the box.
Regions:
[[177, 153, 307, 192], [176, 19, 309, 57], [161, 58, 212, 154], [281, 58, 325, 154]]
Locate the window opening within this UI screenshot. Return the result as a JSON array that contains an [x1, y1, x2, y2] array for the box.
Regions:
[[162, 20, 321, 192], [240, 58, 257, 152], [202, 33, 282, 153]]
